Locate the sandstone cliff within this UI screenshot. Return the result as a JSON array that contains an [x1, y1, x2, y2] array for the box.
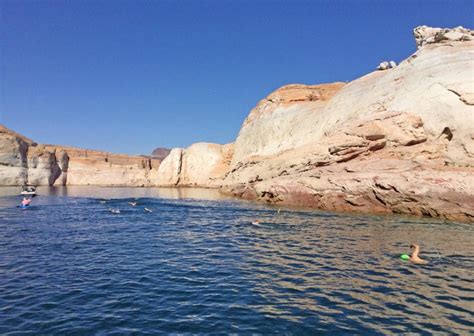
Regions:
[[2, 25, 472, 222], [1, 125, 31, 185], [0, 125, 161, 187], [156, 142, 233, 187], [232, 82, 346, 165], [44, 145, 161, 187], [222, 26, 474, 222]]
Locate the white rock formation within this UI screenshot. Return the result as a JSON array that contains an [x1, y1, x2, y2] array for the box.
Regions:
[[231, 83, 345, 165], [414, 25, 473, 48], [223, 26, 474, 222], [377, 61, 397, 70], [157, 143, 233, 187], [0, 125, 161, 187], [155, 148, 183, 186], [27, 145, 62, 185], [0, 125, 61, 186]]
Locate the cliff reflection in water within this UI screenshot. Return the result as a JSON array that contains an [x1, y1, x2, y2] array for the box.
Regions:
[[0, 186, 232, 201]]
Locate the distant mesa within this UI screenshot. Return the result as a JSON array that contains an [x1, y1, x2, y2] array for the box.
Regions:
[[151, 147, 171, 160]]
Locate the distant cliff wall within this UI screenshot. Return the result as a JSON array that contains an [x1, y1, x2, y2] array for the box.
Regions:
[[2, 25, 473, 222], [0, 125, 161, 187]]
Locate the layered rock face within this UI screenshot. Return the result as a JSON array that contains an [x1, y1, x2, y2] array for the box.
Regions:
[[0, 125, 63, 186], [157, 143, 233, 187], [223, 26, 474, 222], [0, 125, 35, 185], [27, 145, 62, 186], [0, 125, 161, 187], [232, 83, 345, 165], [44, 145, 161, 187], [2, 25, 472, 222]]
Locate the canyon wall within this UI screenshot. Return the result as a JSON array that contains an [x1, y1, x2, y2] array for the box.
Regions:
[[222, 26, 474, 222], [44, 145, 162, 187], [0, 125, 161, 187]]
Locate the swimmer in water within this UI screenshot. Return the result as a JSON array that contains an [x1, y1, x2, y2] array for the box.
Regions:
[[144, 207, 152, 213], [21, 197, 31, 207], [252, 220, 260, 225], [128, 202, 137, 206], [410, 244, 428, 264]]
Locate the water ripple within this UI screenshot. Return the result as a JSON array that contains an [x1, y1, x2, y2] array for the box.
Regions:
[[0, 188, 473, 334]]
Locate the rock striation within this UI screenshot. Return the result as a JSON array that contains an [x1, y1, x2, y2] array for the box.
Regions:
[[1, 25, 472, 222], [0, 125, 38, 185], [231, 82, 345, 165], [0, 125, 161, 187], [43, 145, 161, 187], [222, 26, 474, 222]]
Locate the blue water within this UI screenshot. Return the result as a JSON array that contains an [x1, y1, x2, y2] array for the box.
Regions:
[[1, 187, 473, 334]]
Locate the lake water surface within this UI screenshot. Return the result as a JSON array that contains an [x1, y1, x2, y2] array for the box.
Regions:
[[1, 187, 473, 334]]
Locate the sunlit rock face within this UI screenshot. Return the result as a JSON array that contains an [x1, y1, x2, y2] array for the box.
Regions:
[[0, 125, 31, 185], [0, 125, 161, 187], [43, 145, 161, 187], [223, 26, 474, 222], [156, 143, 233, 188], [1, 25, 473, 222], [0, 125, 61, 186], [155, 148, 183, 186], [26, 145, 62, 186], [231, 82, 346, 166]]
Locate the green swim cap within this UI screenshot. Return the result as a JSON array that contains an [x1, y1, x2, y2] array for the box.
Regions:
[[400, 254, 410, 261]]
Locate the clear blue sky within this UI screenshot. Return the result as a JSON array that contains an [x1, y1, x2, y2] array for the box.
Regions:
[[1, 0, 473, 155]]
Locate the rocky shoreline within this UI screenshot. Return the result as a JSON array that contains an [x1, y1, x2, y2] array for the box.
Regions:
[[1, 26, 473, 222]]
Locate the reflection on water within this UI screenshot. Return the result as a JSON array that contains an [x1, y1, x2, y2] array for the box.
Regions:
[[0, 186, 231, 201], [0, 187, 473, 334]]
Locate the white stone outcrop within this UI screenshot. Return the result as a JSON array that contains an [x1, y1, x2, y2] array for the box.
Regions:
[[2, 25, 473, 222], [223, 25, 474, 222], [414, 25, 473, 48], [377, 61, 397, 70], [156, 148, 183, 186], [26, 145, 62, 185], [157, 143, 233, 187]]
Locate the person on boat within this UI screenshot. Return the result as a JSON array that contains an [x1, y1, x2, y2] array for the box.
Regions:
[[21, 197, 31, 207], [410, 244, 428, 264]]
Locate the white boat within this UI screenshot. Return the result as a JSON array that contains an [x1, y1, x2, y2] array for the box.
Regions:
[[21, 185, 37, 197]]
